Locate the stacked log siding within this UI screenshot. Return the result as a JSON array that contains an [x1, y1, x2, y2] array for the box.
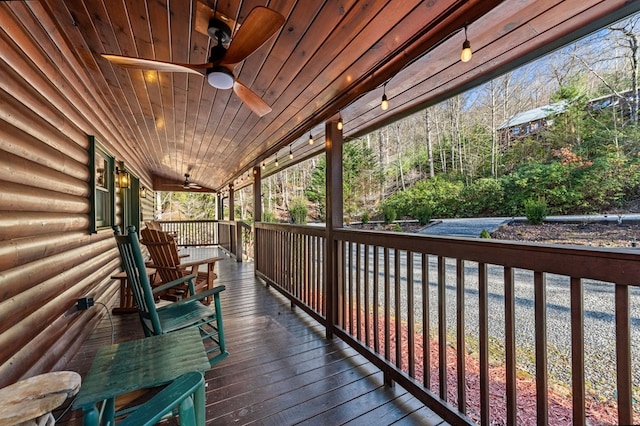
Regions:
[[0, 4, 153, 387]]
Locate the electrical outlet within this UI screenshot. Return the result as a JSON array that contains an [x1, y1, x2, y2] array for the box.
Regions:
[[77, 297, 94, 311]]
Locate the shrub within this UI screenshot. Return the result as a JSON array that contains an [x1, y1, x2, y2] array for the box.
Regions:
[[460, 178, 504, 217], [479, 229, 491, 239], [393, 223, 403, 232], [415, 206, 432, 226], [382, 205, 396, 224], [524, 197, 548, 225], [262, 210, 277, 223], [288, 198, 308, 224], [361, 211, 370, 224]]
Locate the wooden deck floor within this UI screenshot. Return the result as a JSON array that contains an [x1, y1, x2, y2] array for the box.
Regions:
[[57, 248, 448, 426]]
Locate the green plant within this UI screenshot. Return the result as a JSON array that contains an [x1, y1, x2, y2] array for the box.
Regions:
[[382, 205, 396, 224], [524, 197, 548, 225], [288, 198, 308, 224], [414, 206, 432, 226], [262, 210, 277, 223], [479, 229, 491, 238], [361, 211, 370, 224], [393, 223, 402, 232]]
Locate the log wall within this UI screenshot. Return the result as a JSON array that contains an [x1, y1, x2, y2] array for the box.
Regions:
[[0, 4, 154, 387]]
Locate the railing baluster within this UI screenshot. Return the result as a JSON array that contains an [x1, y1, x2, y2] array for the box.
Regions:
[[615, 283, 632, 425], [364, 244, 370, 347], [348, 242, 353, 334], [373, 246, 380, 354], [395, 248, 402, 370], [384, 247, 390, 362], [457, 259, 466, 413], [340, 240, 346, 329], [422, 253, 430, 389], [570, 276, 585, 426], [534, 271, 548, 425], [356, 242, 362, 341], [438, 255, 447, 401], [479, 262, 489, 424], [504, 266, 517, 426], [407, 251, 415, 377], [317, 236, 322, 314]]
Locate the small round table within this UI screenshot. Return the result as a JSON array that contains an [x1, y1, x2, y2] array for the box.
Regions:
[[0, 371, 81, 426]]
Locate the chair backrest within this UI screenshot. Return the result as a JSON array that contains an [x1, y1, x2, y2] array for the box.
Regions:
[[113, 226, 163, 335], [140, 228, 185, 284], [145, 220, 163, 231]]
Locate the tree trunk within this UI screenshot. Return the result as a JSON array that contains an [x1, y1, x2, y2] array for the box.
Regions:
[[425, 109, 435, 178], [394, 123, 406, 191]]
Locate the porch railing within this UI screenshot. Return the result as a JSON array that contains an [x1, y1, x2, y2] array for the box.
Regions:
[[254, 222, 640, 425], [218, 220, 253, 262], [155, 220, 216, 246]]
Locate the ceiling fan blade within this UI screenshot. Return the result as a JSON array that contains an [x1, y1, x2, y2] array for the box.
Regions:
[[222, 6, 285, 65], [101, 54, 209, 74], [233, 80, 272, 117]]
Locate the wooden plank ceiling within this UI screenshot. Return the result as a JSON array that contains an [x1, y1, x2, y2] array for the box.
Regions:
[[33, 0, 640, 192]]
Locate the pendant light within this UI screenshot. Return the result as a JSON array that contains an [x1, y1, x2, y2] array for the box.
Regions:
[[308, 132, 314, 145], [380, 84, 389, 111], [461, 26, 472, 62]]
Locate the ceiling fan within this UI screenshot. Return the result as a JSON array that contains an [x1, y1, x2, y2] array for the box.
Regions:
[[101, 5, 285, 117], [182, 174, 202, 190]]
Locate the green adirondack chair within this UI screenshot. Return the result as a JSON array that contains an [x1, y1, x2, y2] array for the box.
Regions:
[[113, 226, 228, 367], [118, 371, 205, 426]]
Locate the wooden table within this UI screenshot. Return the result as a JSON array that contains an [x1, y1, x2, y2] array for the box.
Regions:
[[110, 267, 156, 314], [72, 328, 210, 425], [0, 371, 81, 426]]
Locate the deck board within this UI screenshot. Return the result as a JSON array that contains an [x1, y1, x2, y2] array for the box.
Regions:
[[56, 248, 447, 425]]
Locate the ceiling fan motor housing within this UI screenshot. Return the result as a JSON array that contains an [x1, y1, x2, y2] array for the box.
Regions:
[[207, 66, 234, 89]]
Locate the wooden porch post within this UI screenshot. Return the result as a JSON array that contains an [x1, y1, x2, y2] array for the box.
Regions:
[[325, 118, 343, 339], [217, 192, 223, 220], [228, 184, 235, 221], [253, 166, 262, 270], [253, 167, 262, 222]]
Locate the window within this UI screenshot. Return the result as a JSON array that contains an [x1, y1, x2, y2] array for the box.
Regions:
[[89, 136, 115, 232]]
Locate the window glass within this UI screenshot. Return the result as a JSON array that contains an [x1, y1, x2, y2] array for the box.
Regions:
[[89, 136, 114, 232]]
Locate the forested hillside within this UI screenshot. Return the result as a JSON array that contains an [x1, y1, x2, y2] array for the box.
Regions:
[[161, 15, 640, 224]]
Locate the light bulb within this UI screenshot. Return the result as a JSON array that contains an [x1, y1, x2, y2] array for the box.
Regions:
[[337, 117, 343, 130], [381, 93, 389, 111], [308, 133, 314, 145], [275, 157, 279, 167], [289, 147, 293, 159], [461, 39, 472, 62]]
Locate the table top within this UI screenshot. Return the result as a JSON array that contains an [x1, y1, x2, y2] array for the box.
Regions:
[[73, 328, 209, 409], [0, 371, 81, 426]]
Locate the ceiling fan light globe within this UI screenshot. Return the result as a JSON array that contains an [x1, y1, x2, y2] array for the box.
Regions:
[[207, 67, 234, 89]]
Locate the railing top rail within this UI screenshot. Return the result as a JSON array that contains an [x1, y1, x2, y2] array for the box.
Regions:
[[157, 219, 217, 224], [255, 222, 326, 238], [334, 227, 640, 285]]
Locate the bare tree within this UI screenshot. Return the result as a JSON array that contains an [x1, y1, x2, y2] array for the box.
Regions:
[[424, 109, 435, 178]]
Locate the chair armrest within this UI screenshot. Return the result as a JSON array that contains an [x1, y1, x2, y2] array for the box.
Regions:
[[173, 285, 226, 306], [152, 274, 197, 295], [180, 256, 224, 268], [117, 371, 204, 426]]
